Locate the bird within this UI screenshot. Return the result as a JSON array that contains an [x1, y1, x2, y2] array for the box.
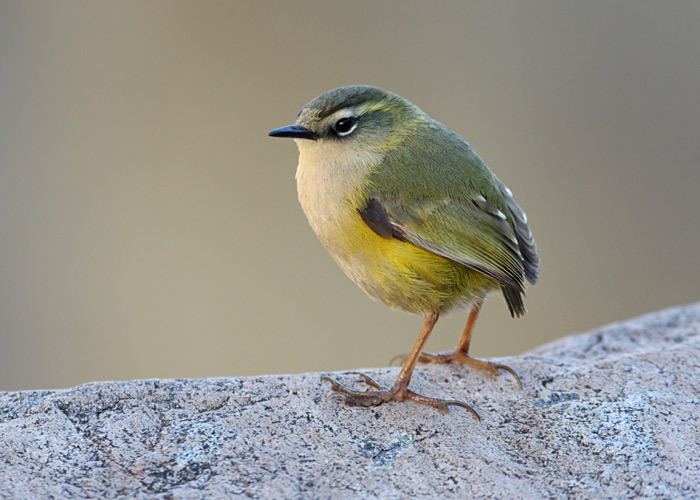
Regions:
[[269, 85, 538, 418]]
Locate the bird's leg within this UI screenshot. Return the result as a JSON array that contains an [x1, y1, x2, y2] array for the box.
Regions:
[[397, 299, 523, 388], [321, 312, 479, 418]]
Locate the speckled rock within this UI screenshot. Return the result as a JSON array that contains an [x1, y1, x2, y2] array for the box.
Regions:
[[1, 304, 699, 498]]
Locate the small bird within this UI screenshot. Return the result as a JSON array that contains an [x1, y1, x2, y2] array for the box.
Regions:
[[269, 85, 538, 417]]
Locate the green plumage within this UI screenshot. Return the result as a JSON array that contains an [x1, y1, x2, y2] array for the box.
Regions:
[[278, 84, 538, 317], [363, 110, 538, 316], [270, 85, 539, 414]]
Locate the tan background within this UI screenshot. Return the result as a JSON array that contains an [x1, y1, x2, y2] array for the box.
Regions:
[[1, 1, 699, 391]]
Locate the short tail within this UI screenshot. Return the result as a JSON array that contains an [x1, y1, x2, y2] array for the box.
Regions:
[[501, 285, 526, 318]]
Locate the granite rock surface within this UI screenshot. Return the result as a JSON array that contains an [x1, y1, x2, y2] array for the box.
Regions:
[[1, 303, 699, 498]]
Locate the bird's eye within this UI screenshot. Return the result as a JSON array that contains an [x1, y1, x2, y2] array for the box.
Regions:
[[334, 116, 358, 137]]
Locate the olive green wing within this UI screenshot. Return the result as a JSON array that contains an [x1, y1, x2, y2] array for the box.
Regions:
[[360, 194, 528, 315], [361, 122, 538, 315], [491, 177, 539, 284]]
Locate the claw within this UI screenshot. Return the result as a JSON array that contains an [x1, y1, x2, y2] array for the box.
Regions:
[[404, 352, 524, 389], [320, 375, 362, 396], [345, 371, 384, 390], [442, 399, 481, 421], [407, 391, 481, 420], [492, 363, 523, 389], [319, 374, 480, 419]]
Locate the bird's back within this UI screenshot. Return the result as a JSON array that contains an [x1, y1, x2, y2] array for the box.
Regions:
[[364, 117, 539, 315]]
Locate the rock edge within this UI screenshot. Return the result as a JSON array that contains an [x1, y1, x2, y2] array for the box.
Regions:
[[1, 303, 699, 498]]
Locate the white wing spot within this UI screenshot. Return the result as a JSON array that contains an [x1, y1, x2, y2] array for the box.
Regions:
[[495, 210, 507, 220]]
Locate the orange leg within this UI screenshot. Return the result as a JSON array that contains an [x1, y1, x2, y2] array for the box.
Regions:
[[322, 311, 479, 419], [395, 300, 523, 388]]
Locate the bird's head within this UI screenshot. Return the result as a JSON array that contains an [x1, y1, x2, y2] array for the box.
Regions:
[[269, 85, 420, 161]]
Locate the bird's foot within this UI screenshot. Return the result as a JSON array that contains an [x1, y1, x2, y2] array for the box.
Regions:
[[392, 352, 523, 389], [320, 372, 480, 420]]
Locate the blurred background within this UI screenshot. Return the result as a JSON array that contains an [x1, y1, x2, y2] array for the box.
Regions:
[[1, 1, 699, 391]]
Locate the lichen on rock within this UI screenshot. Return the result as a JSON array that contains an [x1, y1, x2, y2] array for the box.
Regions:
[[1, 303, 699, 498]]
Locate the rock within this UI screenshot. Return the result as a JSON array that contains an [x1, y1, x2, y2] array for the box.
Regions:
[[1, 304, 698, 498]]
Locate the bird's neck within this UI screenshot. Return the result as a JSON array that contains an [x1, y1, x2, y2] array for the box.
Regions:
[[294, 140, 382, 244], [295, 140, 381, 208]]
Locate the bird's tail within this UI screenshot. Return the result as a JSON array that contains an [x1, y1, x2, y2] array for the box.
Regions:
[[501, 285, 526, 318]]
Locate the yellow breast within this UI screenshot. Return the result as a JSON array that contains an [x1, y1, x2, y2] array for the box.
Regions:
[[294, 139, 493, 313]]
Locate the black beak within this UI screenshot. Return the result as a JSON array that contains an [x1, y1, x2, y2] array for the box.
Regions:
[[268, 124, 317, 140]]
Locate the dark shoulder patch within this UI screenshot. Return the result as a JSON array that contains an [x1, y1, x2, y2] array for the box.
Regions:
[[358, 198, 395, 239]]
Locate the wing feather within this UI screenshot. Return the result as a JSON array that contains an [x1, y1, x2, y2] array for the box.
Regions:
[[494, 179, 540, 284], [361, 118, 539, 316]]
